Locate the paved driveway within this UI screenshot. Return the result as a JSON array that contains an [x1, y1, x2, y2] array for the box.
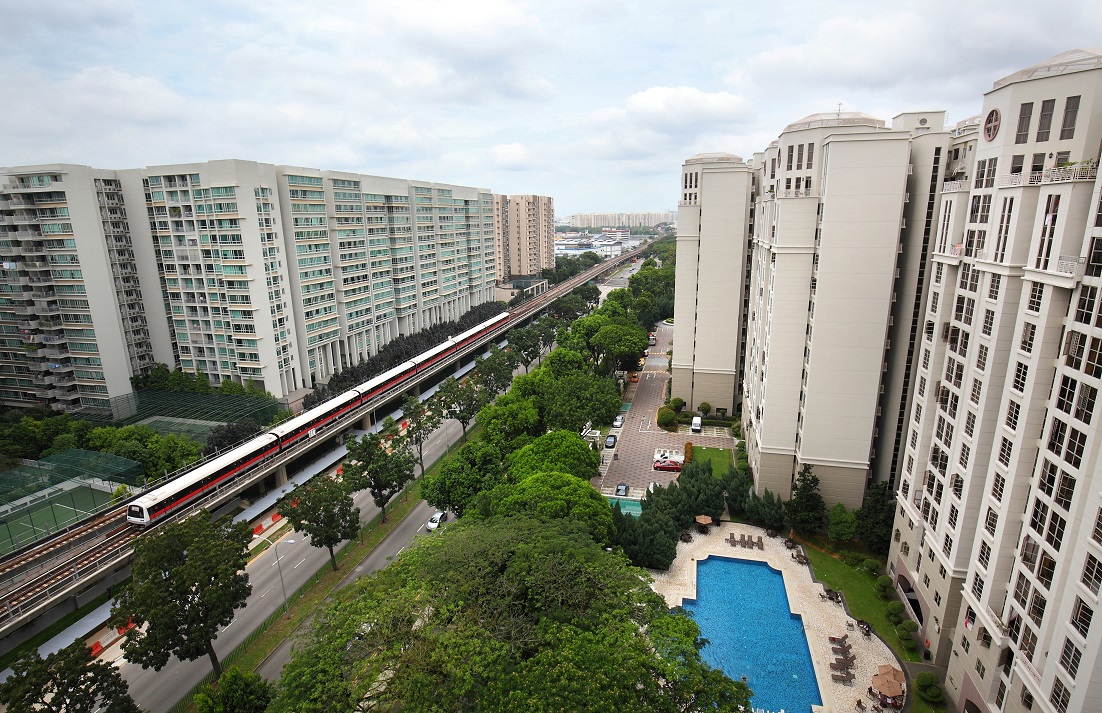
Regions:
[[595, 322, 736, 500]]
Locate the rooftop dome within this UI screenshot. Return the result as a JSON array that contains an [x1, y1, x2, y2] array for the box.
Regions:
[[784, 111, 885, 133], [684, 152, 744, 165], [992, 48, 1102, 90]]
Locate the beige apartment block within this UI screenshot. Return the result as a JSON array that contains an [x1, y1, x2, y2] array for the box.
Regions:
[[493, 194, 555, 281], [889, 50, 1102, 713], [671, 153, 752, 416]]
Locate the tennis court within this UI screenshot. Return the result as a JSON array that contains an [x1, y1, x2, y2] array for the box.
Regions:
[[0, 479, 116, 556]]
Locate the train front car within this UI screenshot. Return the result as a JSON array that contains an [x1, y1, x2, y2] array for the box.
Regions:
[[127, 503, 149, 527]]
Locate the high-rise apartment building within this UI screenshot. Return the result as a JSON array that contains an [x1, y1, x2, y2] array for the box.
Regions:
[[492, 194, 554, 281], [671, 153, 753, 416], [888, 50, 1102, 713], [0, 160, 497, 409], [567, 211, 675, 228]]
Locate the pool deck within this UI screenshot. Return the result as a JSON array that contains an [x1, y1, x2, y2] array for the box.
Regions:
[[651, 522, 901, 713]]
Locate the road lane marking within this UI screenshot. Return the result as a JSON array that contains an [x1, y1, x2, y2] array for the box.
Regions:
[[293, 557, 307, 569], [260, 585, 273, 598]]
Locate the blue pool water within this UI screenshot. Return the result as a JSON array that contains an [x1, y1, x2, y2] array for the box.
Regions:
[[608, 497, 642, 516], [682, 557, 822, 713]]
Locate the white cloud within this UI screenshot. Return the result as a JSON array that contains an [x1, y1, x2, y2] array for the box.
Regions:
[[490, 143, 533, 169]]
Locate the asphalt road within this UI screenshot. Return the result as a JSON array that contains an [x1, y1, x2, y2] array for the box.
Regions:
[[119, 420, 464, 713]]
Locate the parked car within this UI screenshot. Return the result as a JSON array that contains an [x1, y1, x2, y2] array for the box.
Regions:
[[637, 357, 647, 368], [426, 511, 449, 531], [605, 434, 618, 449], [615, 483, 629, 496], [612, 414, 625, 428], [653, 459, 682, 472], [629, 372, 639, 382]]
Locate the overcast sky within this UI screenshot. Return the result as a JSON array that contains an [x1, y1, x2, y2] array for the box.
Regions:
[[3, 1, 1101, 216]]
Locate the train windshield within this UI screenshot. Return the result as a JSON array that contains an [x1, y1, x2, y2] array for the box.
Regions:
[[127, 505, 144, 520]]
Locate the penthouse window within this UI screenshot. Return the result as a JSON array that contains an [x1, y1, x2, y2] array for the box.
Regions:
[[1036, 99, 1055, 141], [1015, 102, 1033, 144], [1060, 96, 1080, 140]]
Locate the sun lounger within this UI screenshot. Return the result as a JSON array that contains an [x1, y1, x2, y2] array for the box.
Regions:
[[830, 633, 849, 643], [757, 535, 764, 549], [832, 672, 854, 684], [832, 645, 852, 655], [830, 660, 853, 671]]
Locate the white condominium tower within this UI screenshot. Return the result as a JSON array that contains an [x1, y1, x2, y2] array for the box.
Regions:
[[0, 159, 496, 409], [671, 152, 753, 417], [889, 50, 1102, 713], [492, 194, 555, 281]]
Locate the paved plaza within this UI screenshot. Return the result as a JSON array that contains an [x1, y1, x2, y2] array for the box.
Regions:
[[652, 522, 903, 713], [595, 321, 736, 497]]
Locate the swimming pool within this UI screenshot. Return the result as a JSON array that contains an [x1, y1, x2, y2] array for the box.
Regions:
[[682, 557, 822, 713], [607, 497, 642, 516]]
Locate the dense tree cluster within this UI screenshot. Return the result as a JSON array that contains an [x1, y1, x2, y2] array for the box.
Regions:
[[303, 302, 507, 408], [540, 251, 604, 284], [0, 638, 142, 713], [131, 364, 273, 396], [270, 517, 751, 713]]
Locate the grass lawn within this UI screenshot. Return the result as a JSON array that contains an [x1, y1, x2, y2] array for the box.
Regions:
[[691, 446, 732, 476], [802, 547, 921, 663]]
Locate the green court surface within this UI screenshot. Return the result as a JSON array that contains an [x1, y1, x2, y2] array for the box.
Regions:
[[135, 415, 220, 446], [0, 483, 115, 556]]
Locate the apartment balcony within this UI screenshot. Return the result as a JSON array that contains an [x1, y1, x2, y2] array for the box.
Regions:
[[50, 387, 80, 400], [1055, 254, 1086, 277], [940, 180, 969, 193], [12, 214, 40, 225], [48, 361, 74, 373], [10, 230, 42, 240], [1001, 162, 1097, 187], [19, 245, 47, 257]]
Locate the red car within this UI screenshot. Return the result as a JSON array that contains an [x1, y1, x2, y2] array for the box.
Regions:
[[653, 460, 682, 472]]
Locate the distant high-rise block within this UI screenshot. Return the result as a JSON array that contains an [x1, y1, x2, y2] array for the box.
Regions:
[[492, 194, 554, 280]]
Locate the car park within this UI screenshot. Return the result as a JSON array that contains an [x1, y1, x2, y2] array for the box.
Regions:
[[612, 414, 625, 428], [605, 434, 618, 449], [426, 511, 449, 531]]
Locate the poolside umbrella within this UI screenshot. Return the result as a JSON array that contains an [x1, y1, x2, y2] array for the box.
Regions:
[[877, 664, 906, 685], [695, 514, 713, 526], [871, 673, 904, 698]]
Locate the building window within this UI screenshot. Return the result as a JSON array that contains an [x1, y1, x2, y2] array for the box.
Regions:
[[1050, 678, 1071, 713], [1086, 336, 1102, 378], [1046, 511, 1066, 551], [1055, 473, 1076, 510], [923, 573, 930, 588], [978, 540, 991, 569], [1006, 400, 1020, 430], [1082, 553, 1102, 595], [1021, 688, 1034, 710], [960, 634, 970, 653], [1037, 552, 1057, 589], [991, 473, 1005, 502], [1076, 384, 1097, 424], [806, 144, 814, 170], [1013, 362, 1028, 392], [1065, 427, 1086, 468], [996, 682, 1007, 709], [959, 442, 970, 468], [934, 591, 942, 606], [943, 533, 953, 557], [982, 309, 994, 336], [976, 343, 988, 371], [988, 273, 1002, 300], [1036, 195, 1061, 270], [1015, 102, 1033, 143], [965, 411, 976, 437], [975, 660, 986, 679], [972, 378, 983, 405], [1014, 572, 1031, 607], [1030, 498, 1049, 535], [1020, 323, 1036, 353], [948, 504, 958, 528], [1094, 508, 1102, 545], [1028, 282, 1044, 312], [1071, 597, 1093, 636], [935, 263, 943, 284], [1036, 99, 1055, 141], [1056, 376, 1076, 414], [1048, 418, 1068, 455], [972, 573, 985, 598], [1039, 459, 1058, 496], [1028, 590, 1047, 625], [985, 507, 999, 535], [1075, 285, 1097, 323], [1060, 96, 1081, 140], [786, 145, 794, 171]]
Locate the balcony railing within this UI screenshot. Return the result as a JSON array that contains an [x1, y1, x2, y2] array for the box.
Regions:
[[941, 180, 969, 192], [1000, 162, 1098, 187]]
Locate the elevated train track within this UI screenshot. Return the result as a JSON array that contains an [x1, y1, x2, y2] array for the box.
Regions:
[[0, 247, 642, 645]]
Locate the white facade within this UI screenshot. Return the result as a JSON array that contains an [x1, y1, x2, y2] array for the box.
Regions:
[[671, 152, 752, 417], [567, 211, 675, 228], [493, 194, 555, 280], [888, 50, 1102, 713], [0, 160, 497, 408]]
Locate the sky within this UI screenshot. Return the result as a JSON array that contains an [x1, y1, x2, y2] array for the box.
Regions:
[[3, 1, 1101, 216]]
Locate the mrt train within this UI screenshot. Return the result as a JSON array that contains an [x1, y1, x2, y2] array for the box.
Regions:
[[126, 312, 510, 526]]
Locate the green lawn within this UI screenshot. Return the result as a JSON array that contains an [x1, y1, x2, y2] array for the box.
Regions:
[[691, 446, 732, 476], [802, 547, 921, 663]]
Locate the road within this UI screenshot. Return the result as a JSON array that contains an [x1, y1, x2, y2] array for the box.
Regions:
[[119, 420, 464, 713]]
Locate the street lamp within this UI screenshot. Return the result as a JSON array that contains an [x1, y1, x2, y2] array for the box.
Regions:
[[253, 534, 295, 617]]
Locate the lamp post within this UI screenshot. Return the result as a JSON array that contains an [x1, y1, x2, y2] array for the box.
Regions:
[[253, 534, 294, 617]]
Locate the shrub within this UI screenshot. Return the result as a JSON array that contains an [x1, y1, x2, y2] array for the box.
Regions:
[[841, 552, 864, 568], [914, 672, 940, 689], [827, 503, 857, 542], [684, 442, 693, 463], [656, 407, 678, 430], [875, 575, 894, 599], [896, 619, 919, 644], [885, 601, 906, 624], [698, 401, 712, 417], [669, 397, 685, 413], [863, 558, 883, 575], [917, 686, 944, 703]]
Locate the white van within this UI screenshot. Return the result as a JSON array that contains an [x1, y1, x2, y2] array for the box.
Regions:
[[691, 416, 702, 433]]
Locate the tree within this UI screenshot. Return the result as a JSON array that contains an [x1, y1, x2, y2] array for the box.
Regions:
[[505, 430, 601, 482], [470, 471, 615, 544], [194, 667, 273, 713], [202, 419, 261, 457], [421, 440, 504, 517], [669, 397, 685, 413], [657, 407, 677, 430], [827, 503, 858, 543], [0, 638, 142, 713], [573, 282, 601, 304], [508, 326, 543, 373], [856, 481, 897, 555], [722, 466, 754, 518], [535, 318, 557, 365], [698, 401, 712, 417], [401, 393, 441, 476], [476, 344, 519, 396], [543, 372, 622, 434], [591, 323, 648, 372], [785, 464, 825, 534], [476, 392, 541, 456], [270, 517, 748, 713], [744, 489, 785, 530], [435, 376, 485, 443], [342, 431, 416, 522], [112, 510, 252, 678], [278, 476, 360, 571]]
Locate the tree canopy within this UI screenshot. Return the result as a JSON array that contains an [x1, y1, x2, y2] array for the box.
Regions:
[[278, 475, 360, 571], [469, 471, 615, 544], [269, 517, 750, 713], [401, 393, 441, 476], [112, 510, 252, 678], [421, 440, 504, 517], [505, 430, 600, 482], [195, 667, 274, 713], [856, 481, 897, 555], [341, 431, 417, 522], [785, 464, 825, 534], [0, 638, 142, 713]]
